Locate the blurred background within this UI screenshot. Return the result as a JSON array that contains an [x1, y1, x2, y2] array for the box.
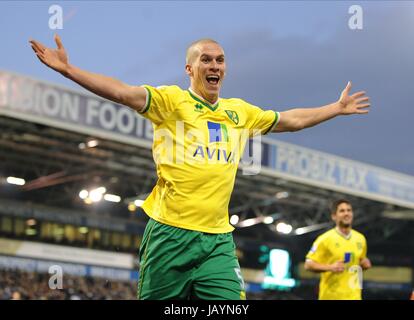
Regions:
[[0, 1, 413, 300]]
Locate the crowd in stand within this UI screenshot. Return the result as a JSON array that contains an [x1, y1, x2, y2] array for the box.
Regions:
[[3, 268, 406, 300], [0, 268, 304, 300], [0, 269, 137, 300]]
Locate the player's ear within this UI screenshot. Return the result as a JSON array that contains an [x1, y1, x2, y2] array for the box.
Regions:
[[185, 64, 192, 76]]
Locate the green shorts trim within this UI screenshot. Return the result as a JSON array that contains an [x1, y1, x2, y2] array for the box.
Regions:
[[137, 219, 246, 300]]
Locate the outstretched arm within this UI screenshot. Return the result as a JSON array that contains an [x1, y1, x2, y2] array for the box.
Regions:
[[29, 34, 146, 112], [272, 82, 370, 132]]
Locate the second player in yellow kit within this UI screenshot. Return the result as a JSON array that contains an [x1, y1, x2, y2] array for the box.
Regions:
[[305, 199, 372, 300], [306, 228, 367, 299]]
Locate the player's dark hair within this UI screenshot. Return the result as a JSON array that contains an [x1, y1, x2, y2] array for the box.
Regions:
[[331, 199, 351, 214]]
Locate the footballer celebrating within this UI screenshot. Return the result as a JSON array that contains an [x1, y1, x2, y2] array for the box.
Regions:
[[30, 36, 370, 300]]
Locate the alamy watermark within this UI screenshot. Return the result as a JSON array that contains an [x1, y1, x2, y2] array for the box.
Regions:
[[48, 265, 63, 290], [151, 121, 264, 175], [348, 265, 364, 289], [348, 5, 363, 30], [49, 4, 63, 30]]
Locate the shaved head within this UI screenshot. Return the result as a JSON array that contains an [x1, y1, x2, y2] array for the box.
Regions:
[[186, 38, 222, 65], [185, 38, 226, 104]]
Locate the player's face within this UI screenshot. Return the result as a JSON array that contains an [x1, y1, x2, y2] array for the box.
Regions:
[[187, 42, 226, 102], [332, 202, 353, 228]]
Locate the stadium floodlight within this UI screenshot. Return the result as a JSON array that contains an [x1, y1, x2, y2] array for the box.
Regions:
[[275, 191, 289, 199], [87, 139, 99, 148], [128, 203, 137, 212], [293, 222, 332, 235], [276, 222, 293, 234], [237, 217, 258, 228], [79, 189, 89, 199], [104, 194, 121, 203], [134, 199, 145, 207], [294, 227, 306, 235], [89, 187, 105, 202], [283, 223, 292, 234], [79, 139, 99, 149], [263, 216, 274, 224], [95, 187, 106, 194], [238, 213, 281, 228], [6, 176, 26, 186], [230, 214, 240, 225]]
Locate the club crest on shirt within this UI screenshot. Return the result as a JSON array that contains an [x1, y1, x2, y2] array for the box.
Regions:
[[225, 110, 239, 125], [194, 103, 204, 113]]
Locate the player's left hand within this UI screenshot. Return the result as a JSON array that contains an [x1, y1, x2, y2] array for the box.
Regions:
[[360, 257, 372, 270], [338, 81, 370, 115]]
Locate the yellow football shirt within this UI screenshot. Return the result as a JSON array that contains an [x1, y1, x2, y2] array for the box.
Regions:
[[138, 85, 279, 233], [306, 228, 368, 300]]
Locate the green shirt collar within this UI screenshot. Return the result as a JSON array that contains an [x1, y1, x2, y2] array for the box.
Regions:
[[188, 88, 220, 112]]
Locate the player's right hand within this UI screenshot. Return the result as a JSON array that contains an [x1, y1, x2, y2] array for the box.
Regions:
[[29, 34, 69, 75], [330, 261, 345, 273]]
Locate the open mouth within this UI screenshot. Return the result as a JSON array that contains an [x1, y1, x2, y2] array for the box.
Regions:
[[206, 75, 220, 85]]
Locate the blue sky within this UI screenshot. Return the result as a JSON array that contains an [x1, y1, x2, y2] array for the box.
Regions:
[[1, 1, 414, 175]]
